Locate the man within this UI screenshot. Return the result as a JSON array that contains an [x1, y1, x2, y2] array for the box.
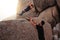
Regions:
[[29, 17, 45, 40], [19, 3, 34, 15]]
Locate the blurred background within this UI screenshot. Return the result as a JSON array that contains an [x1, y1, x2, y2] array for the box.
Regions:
[[0, 0, 33, 21]]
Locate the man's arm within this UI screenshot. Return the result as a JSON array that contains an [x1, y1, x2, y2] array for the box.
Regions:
[[29, 17, 37, 26]]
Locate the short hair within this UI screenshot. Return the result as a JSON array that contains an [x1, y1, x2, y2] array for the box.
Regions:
[[41, 20, 45, 25], [31, 4, 34, 7]]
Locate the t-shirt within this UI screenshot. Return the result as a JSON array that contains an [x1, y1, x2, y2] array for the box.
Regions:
[[36, 25, 45, 40], [24, 6, 31, 12]]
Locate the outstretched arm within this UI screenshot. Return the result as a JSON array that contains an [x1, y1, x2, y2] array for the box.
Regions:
[[29, 17, 37, 26]]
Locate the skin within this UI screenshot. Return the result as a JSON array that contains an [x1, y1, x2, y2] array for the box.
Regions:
[[30, 3, 34, 9], [29, 17, 42, 27]]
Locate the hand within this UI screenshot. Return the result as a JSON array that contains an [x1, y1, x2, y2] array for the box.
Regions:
[[29, 17, 36, 26]]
